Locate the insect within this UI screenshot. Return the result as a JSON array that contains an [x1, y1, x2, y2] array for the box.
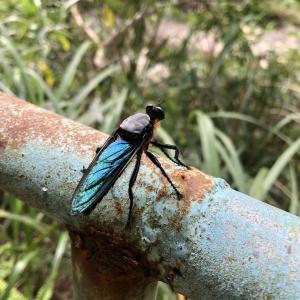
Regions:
[[70, 104, 189, 226]]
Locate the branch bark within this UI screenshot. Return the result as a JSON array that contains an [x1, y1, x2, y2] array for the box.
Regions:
[[1, 93, 300, 299]]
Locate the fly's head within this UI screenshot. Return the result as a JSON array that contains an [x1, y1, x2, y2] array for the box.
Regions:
[[146, 104, 165, 122]]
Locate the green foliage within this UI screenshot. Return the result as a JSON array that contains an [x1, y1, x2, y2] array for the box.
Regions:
[[0, 0, 299, 299], [36, 233, 68, 300]]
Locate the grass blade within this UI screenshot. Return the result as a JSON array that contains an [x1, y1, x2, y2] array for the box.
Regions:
[[196, 111, 220, 176], [0, 51, 15, 89], [215, 129, 246, 192], [157, 282, 177, 300], [269, 112, 300, 138], [251, 137, 300, 200], [0, 35, 35, 101], [0, 81, 13, 95], [101, 88, 128, 133], [249, 168, 269, 198], [209, 111, 260, 125], [157, 127, 176, 145], [0, 251, 37, 300], [209, 111, 291, 144], [0, 278, 27, 300], [55, 40, 91, 99], [25, 69, 62, 113], [36, 232, 68, 300], [68, 64, 119, 116], [288, 164, 298, 216], [0, 209, 46, 233]]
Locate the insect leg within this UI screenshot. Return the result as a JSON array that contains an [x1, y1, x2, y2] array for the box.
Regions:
[[150, 141, 190, 169], [126, 149, 143, 227], [146, 151, 182, 199], [156, 146, 178, 164], [95, 147, 101, 154], [81, 166, 87, 174]]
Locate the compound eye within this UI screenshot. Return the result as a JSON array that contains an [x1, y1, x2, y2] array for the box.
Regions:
[[146, 104, 154, 115], [156, 107, 165, 120]]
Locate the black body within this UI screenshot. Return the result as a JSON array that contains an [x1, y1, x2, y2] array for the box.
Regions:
[[71, 104, 189, 226]]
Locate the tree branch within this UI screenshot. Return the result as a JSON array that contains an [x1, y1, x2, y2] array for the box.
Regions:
[[1, 92, 300, 299]]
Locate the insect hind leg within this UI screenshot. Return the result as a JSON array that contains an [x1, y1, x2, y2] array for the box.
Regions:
[[126, 149, 143, 228], [146, 151, 182, 199], [150, 141, 190, 169]]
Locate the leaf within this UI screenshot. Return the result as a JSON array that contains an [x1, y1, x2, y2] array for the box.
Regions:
[[25, 69, 62, 113], [196, 111, 220, 176], [156, 281, 177, 300], [209, 111, 291, 144], [249, 168, 269, 198], [269, 112, 300, 137], [102, 5, 115, 28], [0, 251, 37, 300], [36, 232, 68, 300], [22, 0, 38, 14], [101, 88, 128, 133], [0, 35, 35, 101], [209, 111, 260, 125], [0, 209, 46, 233], [0, 278, 27, 300], [261, 137, 300, 198], [57, 35, 70, 51], [288, 164, 298, 215], [0, 81, 13, 95], [68, 64, 119, 117], [157, 127, 176, 145], [251, 137, 300, 200], [77, 97, 104, 125], [55, 41, 91, 99], [215, 129, 246, 192]]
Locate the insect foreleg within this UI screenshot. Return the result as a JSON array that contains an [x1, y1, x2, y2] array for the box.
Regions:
[[126, 149, 143, 228], [150, 141, 190, 169], [146, 151, 182, 199]]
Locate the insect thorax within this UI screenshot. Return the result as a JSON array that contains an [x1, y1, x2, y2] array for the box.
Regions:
[[119, 113, 150, 134]]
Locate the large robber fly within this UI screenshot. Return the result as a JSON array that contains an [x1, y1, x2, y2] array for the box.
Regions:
[[70, 104, 189, 225]]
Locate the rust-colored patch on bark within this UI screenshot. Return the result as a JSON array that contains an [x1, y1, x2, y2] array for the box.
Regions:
[[1, 93, 214, 223], [172, 167, 214, 217], [156, 181, 169, 200], [70, 229, 153, 279], [69, 229, 157, 298], [0, 93, 105, 156], [141, 153, 173, 200], [114, 201, 123, 215], [0, 140, 7, 150]]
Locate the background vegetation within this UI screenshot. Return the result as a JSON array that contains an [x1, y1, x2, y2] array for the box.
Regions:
[[0, 0, 299, 299]]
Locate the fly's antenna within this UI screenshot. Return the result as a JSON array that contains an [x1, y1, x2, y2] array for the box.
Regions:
[[157, 98, 165, 108]]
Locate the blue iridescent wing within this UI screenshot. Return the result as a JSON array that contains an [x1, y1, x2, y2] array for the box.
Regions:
[[71, 137, 141, 214]]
